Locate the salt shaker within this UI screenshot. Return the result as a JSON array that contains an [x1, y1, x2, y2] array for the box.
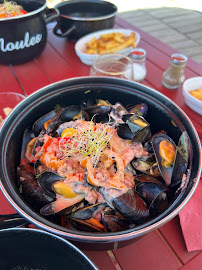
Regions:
[[161, 53, 187, 89], [130, 48, 147, 82]]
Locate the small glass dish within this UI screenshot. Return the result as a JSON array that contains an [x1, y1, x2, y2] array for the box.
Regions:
[[90, 53, 133, 80], [0, 92, 25, 126]]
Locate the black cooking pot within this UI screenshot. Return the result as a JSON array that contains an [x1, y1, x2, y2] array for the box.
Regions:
[[53, 0, 118, 40], [0, 0, 59, 65], [0, 228, 98, 269], [0, 77, 201, 251]]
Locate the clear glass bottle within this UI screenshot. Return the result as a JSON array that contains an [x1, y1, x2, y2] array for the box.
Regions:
[[161, 53, 187, 89], [130, 48, 147, 82]]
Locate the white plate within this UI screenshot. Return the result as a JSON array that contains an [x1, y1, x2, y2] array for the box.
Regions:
[[182, 76, 202, 115], [75, 28, 141, 65]]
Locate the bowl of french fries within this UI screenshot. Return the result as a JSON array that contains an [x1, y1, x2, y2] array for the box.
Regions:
[[75, 28, 141, 65]]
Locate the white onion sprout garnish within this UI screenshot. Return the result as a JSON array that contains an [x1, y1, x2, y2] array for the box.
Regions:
[[59, 117, 114, 167]]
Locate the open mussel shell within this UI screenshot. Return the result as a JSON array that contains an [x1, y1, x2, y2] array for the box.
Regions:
[[17, 167, 54, 212], [117, 123, 133, 140], [70, 203, 108, 232], [37, 172, 65, 199], [72, 203, 107, 220], [149, 190, 169, 215], [152, 132, 189, 187], [46, 107, 66, 136], [84, 105, 111, 123], [117, 115, 151, 143], [33, 110, 56, 136], [102, 209, 131, 232], [60, 105, 82, 122], [171, 132, 189, 188], [112, 189, 150, 224], [135, 175, 169, 215], [152, 133, 176, 186], [21, 127, 36, 159], [127, 103, 148, 117], [131, 159, 161, 178]]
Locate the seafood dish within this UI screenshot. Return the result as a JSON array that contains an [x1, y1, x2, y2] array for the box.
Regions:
[[18, 98, 189, 233], [0, 1, 27, 18]]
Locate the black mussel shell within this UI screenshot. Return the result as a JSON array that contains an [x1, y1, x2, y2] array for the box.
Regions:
[[135, 174, 169, 215], [149, 190, 169, 215], [84, 105, 111, 123], [21, 127, 36, 159], [96, 99, 112, 107], [144, 141, 154, 153], [127, 103, 148, 117], [117, 123, 134, 140], [37, 172, 65, 199], [117, 115, 151, 143], [46, 107, 65, 136], [136, 181, 164, 204], [131, 159, 161, 178], [171, 132, 189, 188], [33, 110, 56, 136], [152, 133, 176, 186], [134, 174, 167, 187], [18, 168, 54, 211], [72, 203, 107, 220], [112, 189, 150, 224], [122, 113, 133, 123], [102, 212, 131, 232], [128, 115, 151, 143], [60, 105, 82, 122]]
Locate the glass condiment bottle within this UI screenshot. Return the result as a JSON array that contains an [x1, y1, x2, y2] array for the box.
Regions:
[[130, 48, 147, 82], [161, 53, 187, 89]]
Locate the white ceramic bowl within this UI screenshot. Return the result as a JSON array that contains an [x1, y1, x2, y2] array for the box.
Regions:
[[75, 28, 141, 65], [182, 76, 202, 115]]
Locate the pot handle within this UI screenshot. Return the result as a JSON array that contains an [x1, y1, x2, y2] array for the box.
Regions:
[[53, 23, 76, 37], [45, 8, 60, 24], [0, 213, 29, 229]]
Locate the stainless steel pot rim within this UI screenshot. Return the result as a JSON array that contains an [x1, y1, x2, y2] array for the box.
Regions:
[[0, 2, 47, 22], [0, 77, 201, 243]]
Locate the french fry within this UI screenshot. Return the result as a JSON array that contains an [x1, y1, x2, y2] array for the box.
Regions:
[[85, 32, 137, 54]]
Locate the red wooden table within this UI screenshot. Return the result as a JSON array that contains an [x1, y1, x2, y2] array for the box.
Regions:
[[0, 16, 202, 270]]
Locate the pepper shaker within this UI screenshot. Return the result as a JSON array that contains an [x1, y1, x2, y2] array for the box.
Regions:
[[130, 48, 147, 82], [161, 53, 187, 89]]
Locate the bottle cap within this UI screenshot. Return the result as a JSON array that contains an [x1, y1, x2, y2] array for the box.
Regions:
[[131, 48, 146, 59], [171, 53, 187, 65]]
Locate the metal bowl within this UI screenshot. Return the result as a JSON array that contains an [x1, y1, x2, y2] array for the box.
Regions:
[[0, 77, 201, 250]]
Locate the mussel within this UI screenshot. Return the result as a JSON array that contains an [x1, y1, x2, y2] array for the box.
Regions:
[[152, 132, 189, 187], [127, 103, 148, 117], [117, 114, 151, 143], [17, 162, 54, 211], [134, 174, 169, 215], [112, 189, 150, 224]]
